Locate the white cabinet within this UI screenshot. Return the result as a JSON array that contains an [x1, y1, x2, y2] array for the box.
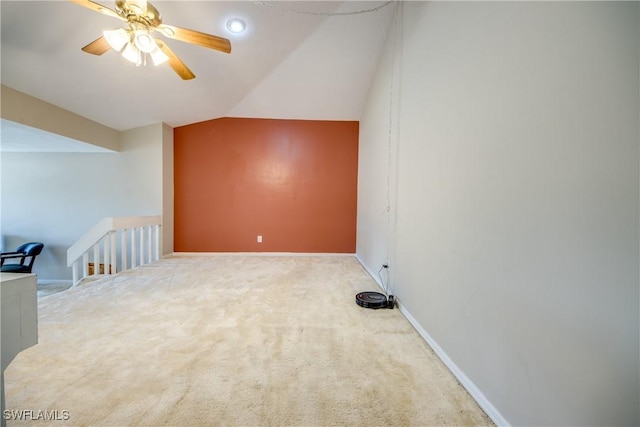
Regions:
[[1, 273, 38, 427]]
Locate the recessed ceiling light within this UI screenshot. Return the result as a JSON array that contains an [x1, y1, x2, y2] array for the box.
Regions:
[[226, 18, 246, 34]]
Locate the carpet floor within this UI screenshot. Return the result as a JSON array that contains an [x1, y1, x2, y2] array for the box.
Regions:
[[5, 255, 492, 426]]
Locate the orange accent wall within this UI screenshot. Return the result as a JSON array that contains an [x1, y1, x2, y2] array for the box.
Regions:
[[174, 118, 358, 253]]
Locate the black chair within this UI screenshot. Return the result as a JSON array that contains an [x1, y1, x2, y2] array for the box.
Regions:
[[0, 242, 44, 273]]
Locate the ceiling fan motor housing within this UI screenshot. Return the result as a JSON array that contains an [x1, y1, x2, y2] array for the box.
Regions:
[[115, 0, 162, 27]]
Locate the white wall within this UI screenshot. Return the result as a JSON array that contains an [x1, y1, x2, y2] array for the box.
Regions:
[[1, 123, 167, 281], [357, 2, 639, 426]]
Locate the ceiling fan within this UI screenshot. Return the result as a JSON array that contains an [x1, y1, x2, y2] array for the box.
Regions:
[[70, 0, 231, 80]]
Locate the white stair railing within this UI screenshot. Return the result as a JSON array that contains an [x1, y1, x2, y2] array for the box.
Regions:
[[67, 216, 162, 286]]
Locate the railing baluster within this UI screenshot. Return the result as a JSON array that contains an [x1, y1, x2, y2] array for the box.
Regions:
[[121, 229, 128, 271], [110, 231, 117, 274], [139, 226, 145, 266], [82, 253, 89, 278], [104, 233, 110, 275], [147, 225, 153, 264], [93, 243, 100, 275], [154, 225, 160, 261], [131, 227, 137, 269], [72, 261, 79, 287]]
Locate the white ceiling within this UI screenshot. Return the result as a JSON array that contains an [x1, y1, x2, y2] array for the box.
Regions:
[[1, 0, 396, 139]]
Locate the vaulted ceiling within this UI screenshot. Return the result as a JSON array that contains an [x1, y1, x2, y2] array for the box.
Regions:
[[1, 1, 396, 135]]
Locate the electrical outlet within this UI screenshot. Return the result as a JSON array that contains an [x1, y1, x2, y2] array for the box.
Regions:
[[257, 235, 262, 243]]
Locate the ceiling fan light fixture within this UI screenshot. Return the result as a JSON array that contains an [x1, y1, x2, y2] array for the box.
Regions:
[[121, 42, 142, 65], [73, 0, 232, 79], [150, 48, 169, 66], [133, 30, 157, 53], [103, 28, 129, 52]]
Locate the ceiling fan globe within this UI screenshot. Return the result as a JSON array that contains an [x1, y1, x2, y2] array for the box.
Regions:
[[133, 30, 156, 53]]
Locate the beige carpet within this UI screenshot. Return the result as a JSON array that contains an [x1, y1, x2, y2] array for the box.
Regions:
[[5, 255, 492, 426]]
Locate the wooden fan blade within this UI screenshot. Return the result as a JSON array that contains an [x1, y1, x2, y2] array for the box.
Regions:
[[81, 36, 112, 55], [156, 25, 231, 54], [156, 40, 195, 80], [69, 0, 125, 21]]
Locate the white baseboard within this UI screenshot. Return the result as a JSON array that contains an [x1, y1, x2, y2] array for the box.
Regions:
[[397, 303, 510, 426], [354, 254, 509, 427], [172, 252, 356, 257]]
